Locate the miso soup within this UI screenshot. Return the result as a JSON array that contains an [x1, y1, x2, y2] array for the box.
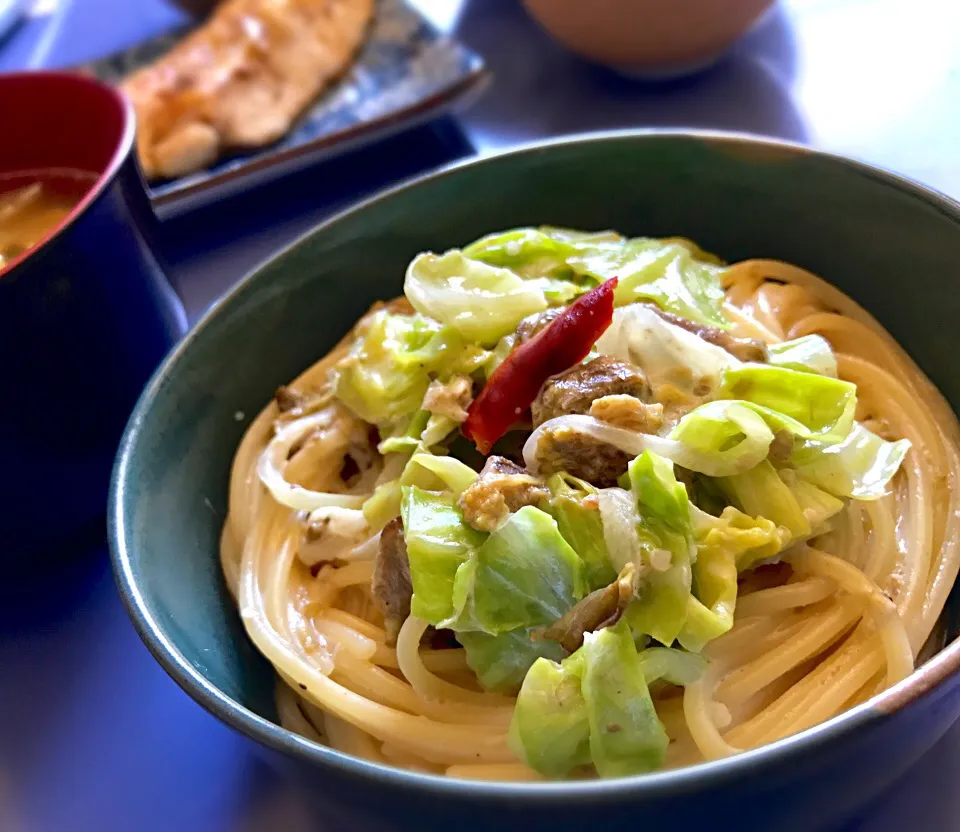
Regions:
[[0, 173, 91, 270]]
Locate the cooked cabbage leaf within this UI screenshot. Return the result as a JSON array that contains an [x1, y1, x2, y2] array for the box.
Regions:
[[400, 453, 479, 497], [509, 654, 591, 777], [465, 228, 727, 327], [401, 486, 485, 624], [793, 423, 911, 500], [378, 409, 460, 456], [459, 626, 566, 694], [638, 646, 707, 685], [449, 506, 586, 634], [623, 452, 694, 646], [364, 417, 469, 530], [579, 240, 727, 328], [665, 401, 776, 477], [463, 226, 621, 279], [781, 470, 846, 529], [574, 621, 669, 777], [362, 479, 403, 532], [402, 489, 586, 637], [767, 335, 838, 377], [335, 310, 486, 426], [510, 621, 668, 778], [544, 473, 617, 590], [717, 461, 844, 541], [717, 364, 857, 444], [678, 505, 785, 651], [717, 460, 810, 539], [691, 505, 787, 572], [405, 250, 548, 345], [665, 372, 862, 478]]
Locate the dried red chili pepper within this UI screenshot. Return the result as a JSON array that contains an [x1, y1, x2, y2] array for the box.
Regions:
[[462, 277, 618, 454]]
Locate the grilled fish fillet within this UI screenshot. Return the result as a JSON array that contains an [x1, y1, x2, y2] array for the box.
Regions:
[[122, 0, 374, 180]]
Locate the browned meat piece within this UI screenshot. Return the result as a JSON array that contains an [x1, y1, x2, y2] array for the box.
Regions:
[[275, 385, 303, 413], [122, 0, 375, 179], [644, 303, 768, 363], [532, 356, 651, 427], [537, 566, 636, 652], [422, 375, 473, 423], [457, 456, 551, 532], [534, 425, 631, 488], [515, 307, 564, 344], [273, 384, 338, 425], [371, 518, 412, 646], [589, 394, 664, 434]]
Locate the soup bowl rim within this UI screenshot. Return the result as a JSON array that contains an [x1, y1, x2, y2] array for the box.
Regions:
[[0, 70, 136, 280], [110, 127, 960, 799]]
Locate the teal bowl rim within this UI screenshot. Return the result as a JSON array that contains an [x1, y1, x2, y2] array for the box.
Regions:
[[110, 128, 960, 800]]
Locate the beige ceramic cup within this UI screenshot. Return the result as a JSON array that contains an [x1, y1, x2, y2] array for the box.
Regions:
[[523, 0, 775, 79]]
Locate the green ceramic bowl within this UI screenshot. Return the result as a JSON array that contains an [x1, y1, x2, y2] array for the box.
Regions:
[[110, 131, 960, 832]]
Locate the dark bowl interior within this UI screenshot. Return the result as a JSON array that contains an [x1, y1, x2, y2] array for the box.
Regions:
[[110, 132, 960, 831]]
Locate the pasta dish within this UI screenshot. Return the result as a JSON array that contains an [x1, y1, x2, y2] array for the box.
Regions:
[[220, 227, 960, 780]]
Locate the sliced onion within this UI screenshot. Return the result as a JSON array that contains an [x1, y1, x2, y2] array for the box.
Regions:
[[597, 487, 641, 572], [259, 411, 367, 511], [523, 415, 648, 473], [298, 511, 377, 567], [667, 402, 775, 476], [523, 407, 773, 479]]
